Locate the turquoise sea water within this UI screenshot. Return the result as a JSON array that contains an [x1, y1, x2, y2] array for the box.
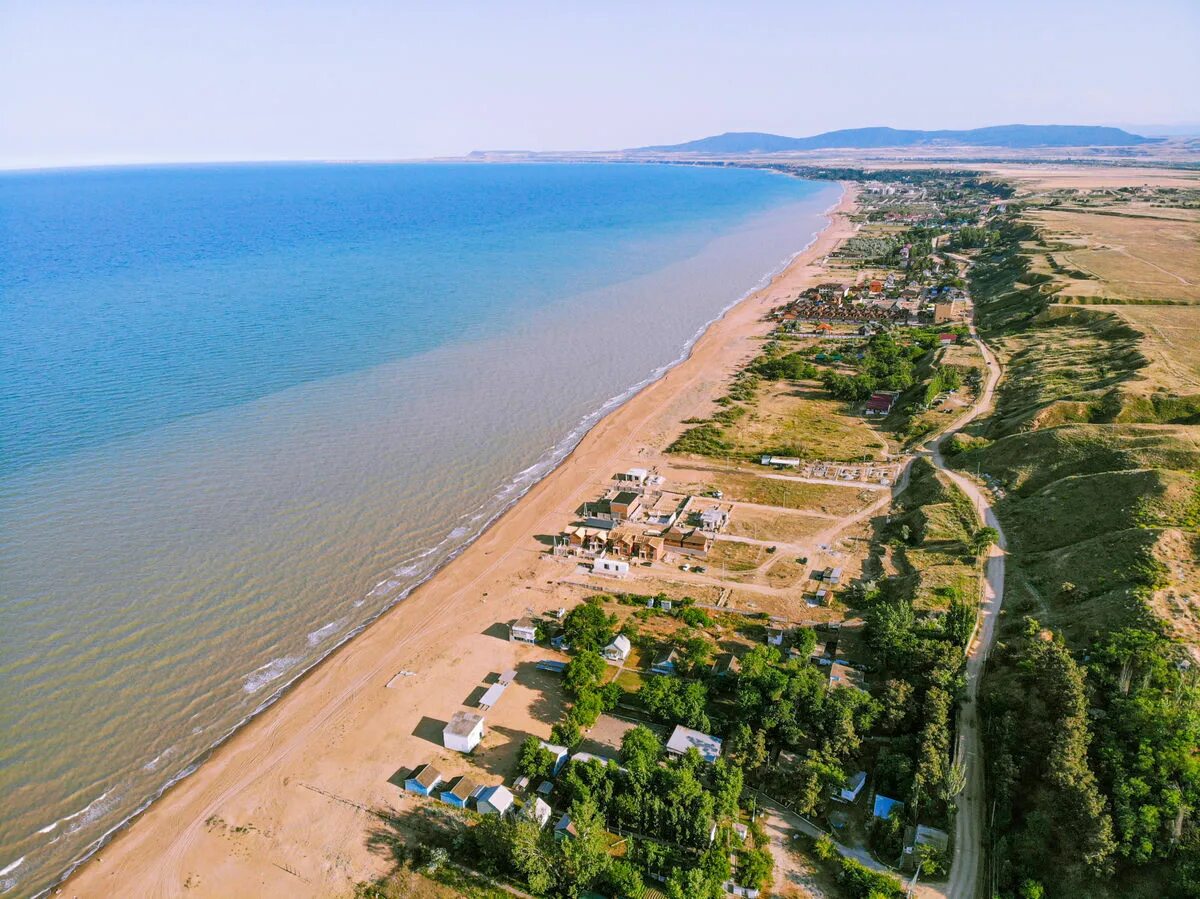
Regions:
[[0, 162, 837, 895]]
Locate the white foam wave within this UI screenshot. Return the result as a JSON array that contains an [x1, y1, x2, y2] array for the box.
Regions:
[[306, 618, 346, 647], [242, 656, 301, 694], [0, 856, 24, 877], [142, 746, 177, 772]]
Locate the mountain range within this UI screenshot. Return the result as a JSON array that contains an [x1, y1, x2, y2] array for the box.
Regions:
[[633, 125, 1154, 153]]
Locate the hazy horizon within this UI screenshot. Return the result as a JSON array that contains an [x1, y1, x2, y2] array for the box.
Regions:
[[2, 0, 1198, 170]]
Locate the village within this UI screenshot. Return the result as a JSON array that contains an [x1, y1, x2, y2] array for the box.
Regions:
[[379, 173, 1008, 899]]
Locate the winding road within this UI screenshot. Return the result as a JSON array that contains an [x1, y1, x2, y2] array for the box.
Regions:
[[922, 322, 1007, 899]]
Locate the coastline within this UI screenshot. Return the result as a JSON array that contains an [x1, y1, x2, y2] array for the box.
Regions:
[[61, 182, 860, 899]]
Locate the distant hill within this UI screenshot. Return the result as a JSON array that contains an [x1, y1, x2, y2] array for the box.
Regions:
[[635, 125, 1154, 153]]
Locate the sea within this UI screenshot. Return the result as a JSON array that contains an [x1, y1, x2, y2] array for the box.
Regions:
[[0, 161, 838, 895]]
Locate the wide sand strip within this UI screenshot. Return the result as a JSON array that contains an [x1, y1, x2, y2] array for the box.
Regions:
[[66, 184, 859, 899]]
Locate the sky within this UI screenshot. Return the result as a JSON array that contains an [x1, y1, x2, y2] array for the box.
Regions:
[[2, 0, 1198, 169]]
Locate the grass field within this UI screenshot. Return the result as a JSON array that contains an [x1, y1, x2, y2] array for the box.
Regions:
[[702, 471, 873, 515], [1100, 304, 1200, 392], [720, 383, 887, 462]]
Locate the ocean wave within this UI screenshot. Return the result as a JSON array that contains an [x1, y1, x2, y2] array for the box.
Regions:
[[306, 618, 346, 647], [0, 856, 24, 878], [142, 746, 177, 772], [242, 655, 301, 694]]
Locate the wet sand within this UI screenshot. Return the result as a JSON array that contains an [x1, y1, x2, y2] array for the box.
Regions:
[[65, 183, 859, 899]]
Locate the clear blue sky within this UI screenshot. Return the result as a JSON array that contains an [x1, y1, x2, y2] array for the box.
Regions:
[[2, 0, 1197, 169]]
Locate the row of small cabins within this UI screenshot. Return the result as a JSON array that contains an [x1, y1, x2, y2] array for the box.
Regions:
[[409, 723, 723, 838]]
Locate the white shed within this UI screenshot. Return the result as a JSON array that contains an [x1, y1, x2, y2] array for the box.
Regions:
[[604, 634, 632, 662], [476, 784, 515, 817], [593, 557, 629, 578], [443, 711, 485, 753]]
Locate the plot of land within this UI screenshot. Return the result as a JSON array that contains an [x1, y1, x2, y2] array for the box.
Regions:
[[700, 471, 874, 516], [1102, 304, 1200, 392], [1029, 206, 1200, 303], [726, 506, 827, 543], [723, 383, 888, 462], [707, 539, 772, 573]]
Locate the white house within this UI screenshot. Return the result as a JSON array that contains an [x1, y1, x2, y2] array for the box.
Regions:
[[538, 740, 570, 775], [665, 724, 723, 764], [523, 796, 553, 828], [836, 770, 868, 803], [476, 784, 515, 817], [510, 617, 538, 643], [766, 627, 785, 647], [593, 556, 629, 578], [603, 634, 631, 662], [443, 711, 485, 753]]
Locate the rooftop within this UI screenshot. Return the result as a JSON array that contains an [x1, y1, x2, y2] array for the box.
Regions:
[[665, 724, 723, 763], [445, 710, 485, 737]]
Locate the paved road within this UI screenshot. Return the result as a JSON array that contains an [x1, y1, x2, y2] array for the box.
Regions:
[[921, 323, 1007, 899]]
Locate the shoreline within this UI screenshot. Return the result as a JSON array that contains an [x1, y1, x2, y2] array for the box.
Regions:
[[60, 182, 860, 899]]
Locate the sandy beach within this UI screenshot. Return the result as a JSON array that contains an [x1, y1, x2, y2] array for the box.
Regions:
[[63, 183, 859, 899]]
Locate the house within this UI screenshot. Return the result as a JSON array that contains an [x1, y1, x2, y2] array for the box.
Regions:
[[443, 711, 486, 753], [868, 279, 884, 295], [666, 724, 723, 763], [570, 751, 616, 768], [760, 455, 801, 468], [404, 763, 443, 797], [766, 627, 785, 647], [640, 490, 690, 527], [510, 617, 538, 644], [836, 770, 868, 803], [609, 491, 642, 521], [554, 812, 577, 840], [616, 467, 649, 485], [698, 505, 731, 533], [939, 333, 957, 346], [829, 663, 865, 692], [564, 526, 608, 555], [827, 567, 843, 585], [872, 794, 904, 820], [711, 652, 740, 678], [476, 784, 515, 817], [865, 392, 897, 416], [651, 647, 679, 675], [523, 796, 553, 828], [581, 499, 619, 529], [903, 824, 950, 871], [593, 556, 629, 578], [663, 526, 712, 555], [603, 634, 632, 662], [538, 740, 570, 775], [478, 681, 508, 711], [439, 774, 480, 809], [634, 535, 665, 562]]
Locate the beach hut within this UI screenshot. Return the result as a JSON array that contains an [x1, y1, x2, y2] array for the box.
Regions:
[[439, 775, 480, 809], [523, 796, 553, 828], [443, 711, 485, 753], [593, 556, 629, 578], [836, 770, 868, 803], [538, 740, 570, 776], [510, 617, 538, 643], [476, 784, 515, 817], [404, 763, 443, 797]]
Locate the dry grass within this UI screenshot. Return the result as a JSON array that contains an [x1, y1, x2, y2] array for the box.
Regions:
[[707, 540, 771, 573], [722, 383, 888, 462], [1101, 304, 1200, 392], [1028, 206, 1200, 303], [702, 471, 873, 515], [725, 506, 827, 543]]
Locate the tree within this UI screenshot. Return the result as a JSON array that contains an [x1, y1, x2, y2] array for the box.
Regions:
[[620, 725, 663, 775], [516, 735, 557, 782], [564, 650, 606, 696], [508, 818, 556, 893], [969, 526, 999, 556], [558, 798, 610, 896], [552, 718, 582, 749], [562, 598, 616, 652]]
